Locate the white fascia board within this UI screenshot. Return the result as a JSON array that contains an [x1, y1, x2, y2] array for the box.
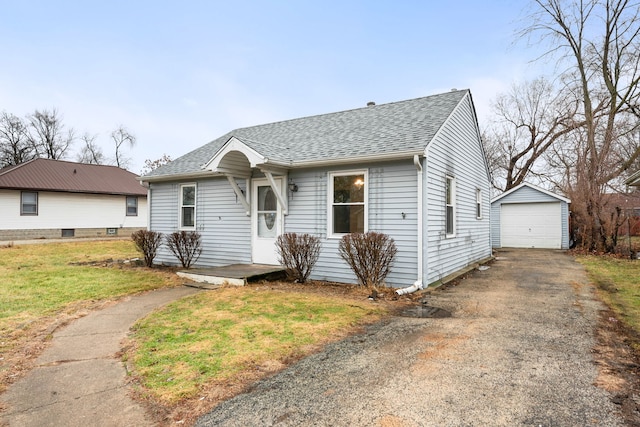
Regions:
[[141, 170, 222, 183], [287, 150, 423, 168]]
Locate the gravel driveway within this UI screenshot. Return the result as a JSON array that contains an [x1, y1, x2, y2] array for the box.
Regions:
[[196, 249, 622, 427]]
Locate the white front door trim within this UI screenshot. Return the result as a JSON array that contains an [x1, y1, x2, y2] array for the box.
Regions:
[[251, 178, 284, 265]]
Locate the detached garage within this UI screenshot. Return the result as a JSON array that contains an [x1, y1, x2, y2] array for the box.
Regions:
[[491, 183, 571, 249]]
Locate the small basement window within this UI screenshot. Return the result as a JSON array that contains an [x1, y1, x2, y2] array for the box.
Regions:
[[106, 228, 118, 236], [61, 229, 75, 238]]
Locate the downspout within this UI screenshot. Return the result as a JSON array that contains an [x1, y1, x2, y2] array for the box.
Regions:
[[396, 155, 426, 295]]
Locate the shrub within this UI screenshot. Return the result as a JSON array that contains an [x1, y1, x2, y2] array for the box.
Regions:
[[131, 230, 163, 267], [338, 231, 397, 290], [275, 233, 321, 283], [165, 231, 202, 268]]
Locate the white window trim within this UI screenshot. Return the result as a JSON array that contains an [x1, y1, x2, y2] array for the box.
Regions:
[[476, 188, 482, 220], [179, 183, 197, 230], [445, 175, 456, 237], [327, 170, 368, 238], [21, 191, 38, 216], [126, 196, 138, 217]]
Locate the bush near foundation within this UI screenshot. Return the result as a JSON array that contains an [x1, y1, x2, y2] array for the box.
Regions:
[[276, 233, 321, 283], [338, 231, 397, 290], [165, 231, 202, 268]]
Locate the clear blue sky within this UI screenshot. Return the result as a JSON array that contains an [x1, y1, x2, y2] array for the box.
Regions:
[[1, 1, 545, 174]]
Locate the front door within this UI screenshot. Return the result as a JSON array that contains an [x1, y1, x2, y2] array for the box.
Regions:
[[251, 178, 282, 264]]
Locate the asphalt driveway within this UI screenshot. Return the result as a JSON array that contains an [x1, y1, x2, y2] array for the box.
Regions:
[[196, 249, 623, 426]]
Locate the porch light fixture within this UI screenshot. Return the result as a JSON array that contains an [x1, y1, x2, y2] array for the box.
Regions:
[[288, 179, 298, 193]]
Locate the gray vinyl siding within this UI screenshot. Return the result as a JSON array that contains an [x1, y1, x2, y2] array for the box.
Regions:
[[149, 178, 251, 267], [424, 95, 492, 285], [491, 185, 570, 249], [285, 160, 418, 288]]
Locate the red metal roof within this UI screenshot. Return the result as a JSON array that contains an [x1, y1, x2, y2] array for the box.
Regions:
[[0, 159, 147, 196]]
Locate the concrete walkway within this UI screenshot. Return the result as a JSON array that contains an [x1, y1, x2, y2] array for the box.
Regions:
[[0, 286, 199, 427]]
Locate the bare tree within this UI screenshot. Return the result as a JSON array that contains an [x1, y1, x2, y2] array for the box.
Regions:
[[27, 108, 74, 159], [111, 126, 136, 169], [140, 153, 172, 175], [483, 77, 583, 191], [525, 0, 640, 251], [0, 112, 34, 168], [76, 133, 107, 165]]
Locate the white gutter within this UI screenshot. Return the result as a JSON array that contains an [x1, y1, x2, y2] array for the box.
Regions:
[[287, 150, 423, 168]]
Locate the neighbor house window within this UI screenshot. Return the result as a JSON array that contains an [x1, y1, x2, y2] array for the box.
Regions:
[[180, 184, 196, 229], [21, 191, 38, 216], [445, 176, 455, 236], [476, 188, 482, 219], [126, 196, 138, 216], [329, 171, 367, 236]]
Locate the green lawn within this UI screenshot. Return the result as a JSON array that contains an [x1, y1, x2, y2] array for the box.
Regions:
[[577, 255, 640, 332], [0, 239, 181, 392], [1, 239, 388, 419], [0, 240, 176, 327], [129, 286, 386, 404]]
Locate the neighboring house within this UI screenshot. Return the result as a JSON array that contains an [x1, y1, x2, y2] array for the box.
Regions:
[[604, 191, 640, 237], [491, 183, 571, 250], [0, 158, 148, 241], [142, 89, 492, 288]]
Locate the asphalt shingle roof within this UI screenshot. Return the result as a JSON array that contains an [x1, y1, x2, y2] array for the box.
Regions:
[[144, 89, 470, 179], [0, 158, 148, 196]]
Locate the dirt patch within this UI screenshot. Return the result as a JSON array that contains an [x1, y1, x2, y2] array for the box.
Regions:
[[594, 307, 640, 425]]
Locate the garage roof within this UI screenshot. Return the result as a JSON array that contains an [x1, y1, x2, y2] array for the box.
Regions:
[[491, 183, 571, 204]]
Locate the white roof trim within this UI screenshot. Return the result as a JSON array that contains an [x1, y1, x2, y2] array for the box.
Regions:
[[202, 136, 266, 170], [491, 182, 571, 204]]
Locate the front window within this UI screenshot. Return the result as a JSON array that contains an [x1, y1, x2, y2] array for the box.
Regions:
[[180, 184, 196, 228], [445, 176, 455, 236], [329, 171, 367, 236], [126, 196, 138, 216], [21, 191, 38, 216]]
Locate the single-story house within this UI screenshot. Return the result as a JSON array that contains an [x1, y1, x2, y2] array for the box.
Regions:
[[491, 183, 571, 249], [0, 158, 148, 241], [141, 89, 492, 288]]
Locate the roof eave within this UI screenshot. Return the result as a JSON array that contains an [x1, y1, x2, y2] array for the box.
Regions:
[[140, 151, 423, 182], [287, 150, 424, 168], [141, 170, 223, 183]]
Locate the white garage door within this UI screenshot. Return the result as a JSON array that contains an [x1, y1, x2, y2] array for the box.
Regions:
[[501, 202, 562, 249]]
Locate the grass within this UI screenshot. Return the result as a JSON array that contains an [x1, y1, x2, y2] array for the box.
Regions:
[[1, 238, 391, 422], [577, 255, 640, 332], [0, 240, 177, 326], [0, 239, 181, 391], [128, 285, 387, 406]]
